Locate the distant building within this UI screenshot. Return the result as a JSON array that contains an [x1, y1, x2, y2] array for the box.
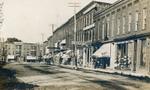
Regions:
[[5, 43, 16, 62], [43, 40, 49, 55], [4, 42, 41, 62]]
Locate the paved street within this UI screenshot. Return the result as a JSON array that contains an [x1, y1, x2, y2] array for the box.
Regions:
[[0, 63, 149, 90]]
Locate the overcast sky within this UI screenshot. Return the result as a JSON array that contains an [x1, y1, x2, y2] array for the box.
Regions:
[[1, 0, 117, 43]]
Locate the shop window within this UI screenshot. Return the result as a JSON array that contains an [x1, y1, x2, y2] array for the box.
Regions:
[[141, 39, 146, 67]]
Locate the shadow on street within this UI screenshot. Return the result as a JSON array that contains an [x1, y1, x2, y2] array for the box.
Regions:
[[0, 65, 38, 90], [24, 65, 66, 75]]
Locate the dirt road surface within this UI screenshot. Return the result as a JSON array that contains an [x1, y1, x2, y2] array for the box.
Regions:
[[0, 63, 150, 90]]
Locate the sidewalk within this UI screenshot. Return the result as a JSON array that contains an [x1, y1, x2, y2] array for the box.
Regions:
[[59, 65, 150, 78]]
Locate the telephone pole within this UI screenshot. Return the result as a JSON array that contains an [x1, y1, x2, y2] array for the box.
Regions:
[[68, 0, 80, 69], [49, 24, 56, 64], [49, 24, 56, 49], [0, 1, 4, 63]]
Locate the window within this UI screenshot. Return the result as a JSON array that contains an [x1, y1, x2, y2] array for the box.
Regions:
[[117, 18, 120, 35], [123, 16, 126, 33], [128, 13, 132, 32], [98, 20, 101, 40], [107, 17, 110, 37], [88, 31, 90, 41], [87, 15, 89, 26], [122, 6, 126, 10], [111, 14, 115, 37], [91, 12, 94, 24], [128, 3, 132, 7], [134, 0, 139, 4], [135, 11, 139, 31], [84, 17, 86, 27], [102, 20, 105, 39], [81, 32, 83, 42], [88, 14, 91, 25], [142, 8, 147, 30], [141, 39, 146, 67], [92, 29, 94, 41]]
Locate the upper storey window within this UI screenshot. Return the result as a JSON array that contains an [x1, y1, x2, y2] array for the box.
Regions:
[[142, 8, 147, 30], [135, 11, 139, 31], [117, 18, 121, 35], [123, 16, 126, 34], [106, 17, 110, 37], [134, 0, 139, 4], [111, 13, 115, 37], [128, 13, 132, 32], [102, 20, 105, 40]]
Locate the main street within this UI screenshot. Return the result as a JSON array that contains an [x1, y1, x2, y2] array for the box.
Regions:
[[0, 63, 149, 90]]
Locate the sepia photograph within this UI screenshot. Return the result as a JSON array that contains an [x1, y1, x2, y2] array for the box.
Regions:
[[0, 0, 150, 90]]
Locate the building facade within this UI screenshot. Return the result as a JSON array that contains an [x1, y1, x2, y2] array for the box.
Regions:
[[48, 1, 111, 67], [4, 42, 41, 62], [95, 0, 150, 74], [47, 0, 150, 75]]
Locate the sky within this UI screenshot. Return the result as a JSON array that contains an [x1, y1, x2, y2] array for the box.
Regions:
[[1, 0, 117, 43]]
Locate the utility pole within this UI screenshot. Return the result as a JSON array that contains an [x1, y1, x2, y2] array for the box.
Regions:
[[40, 33, 44, 62], [49, 24, 56, 50], [41, 33, 44, 44], [68, 0, 80, 69], [0, 1, 4, 63], [49, 24, 56, 64]]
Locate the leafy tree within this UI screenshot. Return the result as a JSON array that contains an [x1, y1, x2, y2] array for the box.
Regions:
[[5, 37, 22, 43]]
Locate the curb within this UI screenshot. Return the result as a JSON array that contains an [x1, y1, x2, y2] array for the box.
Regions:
[[59, 65, 150, 82]]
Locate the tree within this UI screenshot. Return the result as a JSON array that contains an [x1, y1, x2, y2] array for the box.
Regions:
[[5, 37, 22, 43]]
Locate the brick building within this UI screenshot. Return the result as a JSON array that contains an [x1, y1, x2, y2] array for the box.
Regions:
[[47, 0, 150, 75], [95, 0, 150, 74], [4, 42, 41, 62], [48, 1, 111, 67]]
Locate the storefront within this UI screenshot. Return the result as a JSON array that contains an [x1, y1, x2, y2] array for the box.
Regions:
[[92, 43, 115, 69], [82, 45, 95, 68], [7, 55, 16, 62], [115, 37, 150, 75]]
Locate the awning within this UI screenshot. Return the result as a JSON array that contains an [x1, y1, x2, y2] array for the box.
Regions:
[[92, 43, 111, 58], [26, 56, 37, 60], [43, 55, 51, 59], [7, 55, 15, 59], [65, 50, 73, 55], [116, 41, 133, 44], [60, 39, 66, 45], [61, 54, 69, 59], [43, 55, 47, 59], [55, 52, 63, 57]]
